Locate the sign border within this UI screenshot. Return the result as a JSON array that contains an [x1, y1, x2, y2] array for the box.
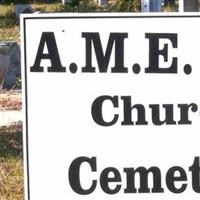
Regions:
[[22, 13, 200, 200]]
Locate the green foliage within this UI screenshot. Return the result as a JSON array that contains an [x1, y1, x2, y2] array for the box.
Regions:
[[0, 128, 22, 158], [61, 0, 97, 12], [32, 2, 64, 12], [0, 4, 19, 43], [0, 4, 15, 28], [2, 0, 59, 4], [110, 0, 141, 12]]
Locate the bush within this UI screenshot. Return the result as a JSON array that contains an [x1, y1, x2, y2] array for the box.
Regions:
[[1, 0, 59, 4], [110, 0, 141, 12], [62, 0, 97, 12]]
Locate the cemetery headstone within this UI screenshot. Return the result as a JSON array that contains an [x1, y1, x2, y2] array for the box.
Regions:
[[15, 4, 33, 23], [0, 42, 21, 90], [149, 0, 162, 12], [0, 44, 10, 88]]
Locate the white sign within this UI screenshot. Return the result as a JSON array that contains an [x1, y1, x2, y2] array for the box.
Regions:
[[22, 13, 200, 200]]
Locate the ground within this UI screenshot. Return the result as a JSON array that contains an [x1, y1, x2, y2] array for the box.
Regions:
[[0, 91, 22, 111], [0, 91, 23, 200]]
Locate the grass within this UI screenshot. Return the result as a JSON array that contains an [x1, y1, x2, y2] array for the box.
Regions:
[[31, 2, 64, 12], [0, 4, 15, 27], [0, 1, 98, 41], [0, 1, 180, 42], [0, 3, 62, 15], [0, 4, 19, 41], [0, 3, 62, 42], [0, 124, 24, 200], [0, 157, 23, 200], [0, 26, 20, 43], [0, 4, 14, 17]]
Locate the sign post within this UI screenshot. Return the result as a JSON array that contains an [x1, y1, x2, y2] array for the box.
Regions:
[[22, 13, 200, 200]]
